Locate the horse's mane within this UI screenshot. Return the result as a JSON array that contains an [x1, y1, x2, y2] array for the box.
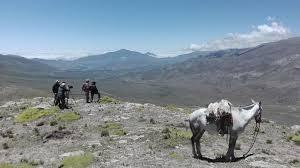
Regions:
[[238, 103, 255, 110]]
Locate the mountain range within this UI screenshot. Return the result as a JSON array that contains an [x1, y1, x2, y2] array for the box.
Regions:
[[0, 38, 300, 109], [33, 49, 205, 71]]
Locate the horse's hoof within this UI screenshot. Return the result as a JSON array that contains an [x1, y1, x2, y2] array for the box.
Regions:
[[225, 156, 231, 162], [225, 156, 235, 162], [193, 155, 202, 159]]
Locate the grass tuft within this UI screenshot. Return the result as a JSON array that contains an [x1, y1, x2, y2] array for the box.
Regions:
[[55, 112, 80, 122], [266, 139, 273, 144], [164, 104, 179, 112], [169, 151, 184, 160], [99, 96, 120, 104], [15, 107, 59, 123], [61, 153, 93, 168], [99, 121, 127, 136], [162, 127, 192, 148], [0, 163, 35, 168], [291, 135, 300, 145]]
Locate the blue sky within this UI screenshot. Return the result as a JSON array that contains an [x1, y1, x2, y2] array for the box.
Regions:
[[0, 0, 299, 59]]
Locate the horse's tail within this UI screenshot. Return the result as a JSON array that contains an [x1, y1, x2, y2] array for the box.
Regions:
[[184, 119, 190, 131]]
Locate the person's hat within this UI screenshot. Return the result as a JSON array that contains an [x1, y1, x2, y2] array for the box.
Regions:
[[85, 79, 90, 82], [56, 80, 60, 83]]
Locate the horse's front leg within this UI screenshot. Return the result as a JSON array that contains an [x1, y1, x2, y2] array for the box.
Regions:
[[195, 130, 205, 158], [225, 132, 238, 162]]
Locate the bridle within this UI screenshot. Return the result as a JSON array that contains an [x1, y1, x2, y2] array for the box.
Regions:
[[243, 102, 262, 158]]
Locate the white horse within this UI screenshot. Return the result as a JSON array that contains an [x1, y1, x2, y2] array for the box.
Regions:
[[189, 99, 262, 161]]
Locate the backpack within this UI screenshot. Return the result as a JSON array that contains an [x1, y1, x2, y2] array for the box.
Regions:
[[82, 83, 89, 92]]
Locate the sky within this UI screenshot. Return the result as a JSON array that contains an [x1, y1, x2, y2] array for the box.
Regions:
[[0, 0, 299, 59]]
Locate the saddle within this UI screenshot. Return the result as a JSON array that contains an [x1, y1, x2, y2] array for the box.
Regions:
[[206, 112, 233, 136]]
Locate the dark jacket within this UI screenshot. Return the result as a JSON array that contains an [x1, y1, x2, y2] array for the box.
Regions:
[[52, 82, 60, 93], [57, 84, 69, 97], [89, 85, 99, 94]]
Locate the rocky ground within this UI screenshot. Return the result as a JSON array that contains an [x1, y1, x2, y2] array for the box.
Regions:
[[0, 97, 299, 168]]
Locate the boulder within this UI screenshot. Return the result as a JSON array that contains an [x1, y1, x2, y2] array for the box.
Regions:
[[291, 125, 300, 135]]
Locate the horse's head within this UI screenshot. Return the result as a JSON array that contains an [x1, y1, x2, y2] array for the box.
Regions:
[[251, 99, 262, 123]]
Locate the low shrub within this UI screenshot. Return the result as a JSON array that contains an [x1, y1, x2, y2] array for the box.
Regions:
[[266, 139, 272, 144], [169, 151, 183, 160], [15, 107, 59, 123], [291, 135, 300, 145], [99, 121, 127, 136], [162, 127, 192, 148], [0, 162, 35, 168], [55, 112, 80, 122], [101, 130, 109, 137], [50, 120, 58, 126], [61, 153, 93, 168], [99, 96, 120, 104], [164, 104, 179, 112]]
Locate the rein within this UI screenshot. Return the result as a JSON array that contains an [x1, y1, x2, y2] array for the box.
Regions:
[[242, 121, 260, 158]]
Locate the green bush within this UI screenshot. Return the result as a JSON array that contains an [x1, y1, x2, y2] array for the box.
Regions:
[[162, 127, 192, 148], [55, 112, 80, 122], [99, 121, 127, 136], [291, 135, 300, 145], [0, 163, 35, 168], [61, 153, 93, 168], [15, 107, 59, 123], [99, 96, 120, 104]]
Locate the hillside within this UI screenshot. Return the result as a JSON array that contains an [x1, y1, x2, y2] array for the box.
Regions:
[[136, 38, 300, 105], [0, 97, 299, 167], [0, 55, 58, 102], [0, 54, 55, 76]]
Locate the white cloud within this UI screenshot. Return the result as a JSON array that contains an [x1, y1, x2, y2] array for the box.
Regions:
[[266, 16, 275, 21], [190, 21, 294, 51]]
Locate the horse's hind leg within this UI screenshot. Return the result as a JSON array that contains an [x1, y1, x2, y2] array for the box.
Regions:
[[195, 130, 205, 158]]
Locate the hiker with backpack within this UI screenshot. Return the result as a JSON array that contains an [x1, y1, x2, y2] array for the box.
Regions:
[[57, 81, 70, 109], [52, 80, 60, 105], [89, 81, 101, 102], [82, 79, 90, 103]]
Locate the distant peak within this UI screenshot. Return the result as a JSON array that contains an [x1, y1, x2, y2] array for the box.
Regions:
[[145, 52, 157, 57], [116, 49, 134, 53]]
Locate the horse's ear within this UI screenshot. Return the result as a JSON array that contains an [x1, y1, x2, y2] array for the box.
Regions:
[[259, 101, 262, 106], [251, 99, 256, 104]]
